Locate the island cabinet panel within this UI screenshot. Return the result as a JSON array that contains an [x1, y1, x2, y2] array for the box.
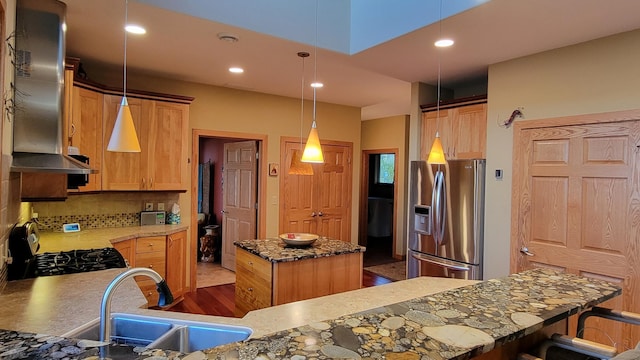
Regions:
[[235, 249, 272, 317], [234, 247, 363, 317], [273, 252, 362, 305]]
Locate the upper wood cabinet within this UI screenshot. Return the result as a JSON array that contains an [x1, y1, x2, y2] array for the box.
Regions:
[[68, 86, 104, 192], [102, 95, 189, 191], [421, 102, 487, 160]]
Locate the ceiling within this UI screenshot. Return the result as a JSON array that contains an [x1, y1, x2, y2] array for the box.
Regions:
[[60, 0, 640, 120]]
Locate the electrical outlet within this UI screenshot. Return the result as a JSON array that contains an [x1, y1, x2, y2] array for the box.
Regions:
[[157, 203, 165, 211], [145, 202, 153, 211]]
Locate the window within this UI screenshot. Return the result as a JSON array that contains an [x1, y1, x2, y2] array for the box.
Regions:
[[377, 154, 395, 184]]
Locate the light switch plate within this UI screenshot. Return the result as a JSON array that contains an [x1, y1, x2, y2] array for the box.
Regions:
[[157, 203, 165, 211], [145, 202, 153, 211]]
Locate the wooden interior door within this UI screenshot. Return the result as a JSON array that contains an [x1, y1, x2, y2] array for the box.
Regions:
[[511, 115, 640, 351], [280, 139, 353, 242], [315, 143, 352, 241], [221, 140, 258, 271]]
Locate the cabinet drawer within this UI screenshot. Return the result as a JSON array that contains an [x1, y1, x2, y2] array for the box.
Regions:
[[137, 280, 160, 306], [136, 237, 166, 254], [134, 252, 166, 276], [235, 270, 271, 310], [236, 249, 272, 281]]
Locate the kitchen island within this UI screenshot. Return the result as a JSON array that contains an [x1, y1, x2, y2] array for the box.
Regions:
[[234, 237, 365, 316], [0, 269, 620, 359]]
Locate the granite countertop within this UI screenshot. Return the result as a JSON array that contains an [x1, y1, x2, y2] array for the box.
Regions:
[[205, 268, 620, 359], [37, 224, 189, 253], [234, 237, 365, 262], [0, 269, 621, 359]]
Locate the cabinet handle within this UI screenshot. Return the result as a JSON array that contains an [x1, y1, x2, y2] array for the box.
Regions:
[[248, 261, 253, 266], [69, 123, 76, 139], [150, 177, 153, 188], [148, 243, 154, 247], [142, 178, 146, 188], [247, 287, 253, 292], [148, 264, 154, 269]]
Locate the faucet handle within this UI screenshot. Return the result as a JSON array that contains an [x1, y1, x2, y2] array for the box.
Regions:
[[156, 279, 174, 306]]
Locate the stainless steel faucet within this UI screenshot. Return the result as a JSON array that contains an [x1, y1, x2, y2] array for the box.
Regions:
[[99, 267, 174, 345]]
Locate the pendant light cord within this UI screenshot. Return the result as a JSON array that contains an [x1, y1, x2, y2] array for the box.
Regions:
[[300, 54, 306, 149], [123, 0, 128, 97], [435, 0, 442, 133], [312, 0, 318, 128]]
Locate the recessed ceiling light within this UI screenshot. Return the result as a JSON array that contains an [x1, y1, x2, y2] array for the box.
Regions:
[[218, 32, 239, 43], [310, 82, 323, 88], [125, 24, 146, 35], [229, 67, 244, 74], [434, 38, 454, 47]]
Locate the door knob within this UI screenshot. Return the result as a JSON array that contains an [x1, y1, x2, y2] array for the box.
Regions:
[[318, 211, 324, 217], [311, 212, 317, 217], [520, 247, 534, 256]]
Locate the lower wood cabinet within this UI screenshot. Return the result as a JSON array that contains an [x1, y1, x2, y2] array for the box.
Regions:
[[112, 230, 187, 307], [234, 247, 362, 317]]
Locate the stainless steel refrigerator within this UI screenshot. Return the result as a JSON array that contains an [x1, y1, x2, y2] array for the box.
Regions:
[[407, 159, 485, 280]]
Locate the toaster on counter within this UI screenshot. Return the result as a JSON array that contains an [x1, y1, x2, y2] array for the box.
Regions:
[[140, 211, 166, 225]]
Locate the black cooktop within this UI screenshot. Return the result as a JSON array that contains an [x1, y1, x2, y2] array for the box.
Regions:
[[34, 248, 127, 277]]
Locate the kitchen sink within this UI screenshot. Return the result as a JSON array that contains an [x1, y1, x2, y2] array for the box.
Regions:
[[63, 313, 253, 352]]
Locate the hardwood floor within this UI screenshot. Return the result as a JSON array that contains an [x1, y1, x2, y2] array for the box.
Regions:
[[167, 270, 393, 317]]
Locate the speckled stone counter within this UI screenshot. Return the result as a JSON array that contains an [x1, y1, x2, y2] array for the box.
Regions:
[[37, 224, 189, 253], [234, 237, 365, 262], [205, 269, 620, 360], [0, 269, 621, 359]]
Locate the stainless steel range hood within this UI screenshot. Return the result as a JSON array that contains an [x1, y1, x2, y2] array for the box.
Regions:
[[11, 0, 94, 175]]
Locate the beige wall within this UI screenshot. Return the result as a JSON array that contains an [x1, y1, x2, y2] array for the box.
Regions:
[[361, 115, 409, 257], [484, 28, 640, 279], [68, 63, 363, 243]]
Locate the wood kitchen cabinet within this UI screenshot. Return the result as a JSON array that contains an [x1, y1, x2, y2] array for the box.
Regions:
[[102, 94, 189, 191], [421, 101, 487, 160], [234, 247, 362, 317], [111, 230, 188, 306], [67, 85, 104, 192], [165, 230, 187, 300]]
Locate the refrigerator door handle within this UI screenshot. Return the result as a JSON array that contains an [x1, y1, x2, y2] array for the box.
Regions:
[[432, 170, 446, 246], [411, 252, 472, 272]]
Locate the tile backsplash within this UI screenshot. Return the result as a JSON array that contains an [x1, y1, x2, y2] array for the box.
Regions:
[[31, 192, 180, 232]]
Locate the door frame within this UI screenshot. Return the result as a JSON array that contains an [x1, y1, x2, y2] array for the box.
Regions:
[[190, 129, 267, 291], [359, 148, 400, 259]]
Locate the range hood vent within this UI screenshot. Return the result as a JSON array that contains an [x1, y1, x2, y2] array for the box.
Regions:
[[10, 0, 95, 175]]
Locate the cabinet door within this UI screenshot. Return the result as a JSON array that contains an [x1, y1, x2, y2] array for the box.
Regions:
[[70, 86, 104, 191], [451, 103, 486, 159], [112, 239, 134, 267], [422, 109, 453, 159], [102, 95, 148, 190], [145, 102, 188, 190], [166, 231, 186, 299]]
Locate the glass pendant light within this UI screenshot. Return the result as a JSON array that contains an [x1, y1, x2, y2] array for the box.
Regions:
[[289, 52, 313, 175], [427, 0, 448, 165], [301, 0, 324, 164], [107, 0, 141, 152]]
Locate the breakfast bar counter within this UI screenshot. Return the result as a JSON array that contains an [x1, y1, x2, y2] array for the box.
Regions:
[[0, 268, 621, 359]]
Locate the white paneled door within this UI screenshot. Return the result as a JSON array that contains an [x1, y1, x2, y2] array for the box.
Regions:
[[221, 140, 258, 271]]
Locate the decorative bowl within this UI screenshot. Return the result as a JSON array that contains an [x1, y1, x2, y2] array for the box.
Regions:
[[279, 233, 318, 247]]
